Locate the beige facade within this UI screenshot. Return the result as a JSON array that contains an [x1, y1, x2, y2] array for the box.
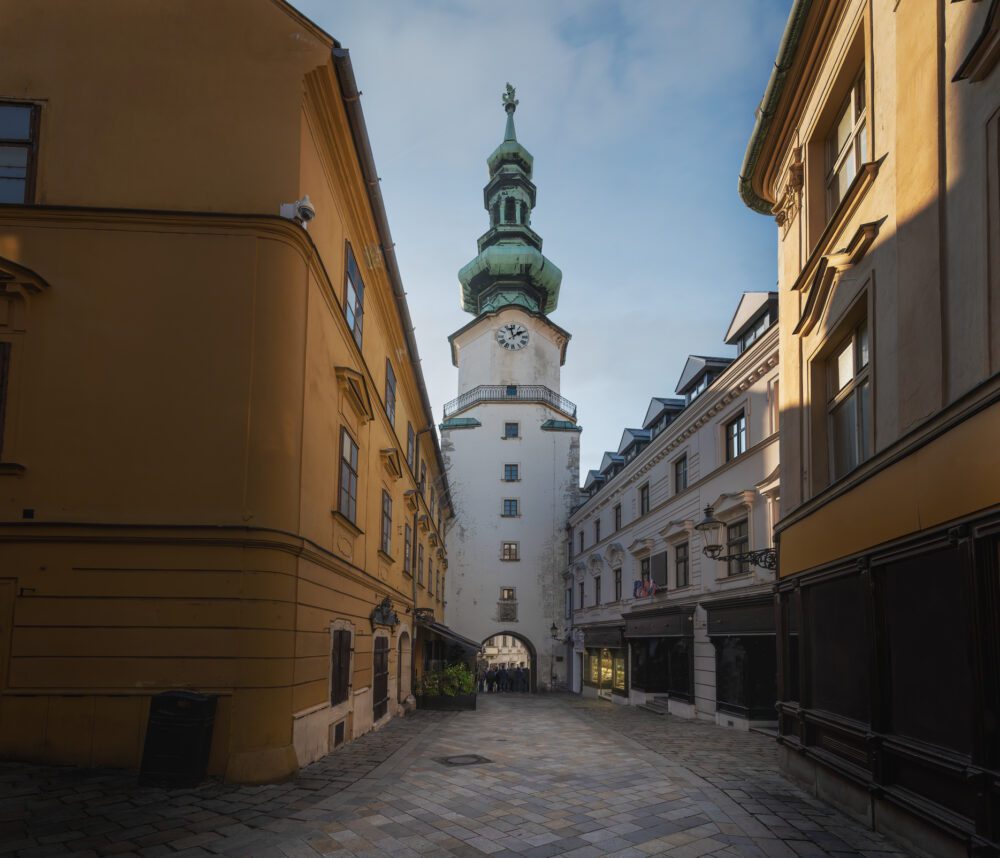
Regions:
[[740, 0, 1000, 853], [0, 0, 449, 783]]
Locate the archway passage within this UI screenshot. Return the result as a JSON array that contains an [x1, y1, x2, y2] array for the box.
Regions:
[[480, 631, 537, 693]]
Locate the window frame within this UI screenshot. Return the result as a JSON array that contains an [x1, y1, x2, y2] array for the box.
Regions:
[[501, 497, 520, 518], [594, 518, 601, 543], [825, 70, 867, 220], [0, 101, 40, 205], [673, 455, 688, 494], [338, 427, 359, 524], [417, 543, 424, 585], [725, 411, 747, 462], [403, 523, 412, 574], [614, 568, 622, 601], [406, 423, 415, 470], [330, 627, 353, 707], [639, 483, 650, 516], [675, 542, 690, 589], [503, 462, 520, 482], [578, 580, 585, 609], [501, 541, 520, 561], [343, 242, 365, 349], [503, 421, 520, 439], [594, 575, 601, 606], [640, 557, 651, 583], [380, 490, 392, 556], [384, 359, 396, 426], [827, 320, 871, 482], [613, 504, 622, 531], [726, 519, 750, 577]]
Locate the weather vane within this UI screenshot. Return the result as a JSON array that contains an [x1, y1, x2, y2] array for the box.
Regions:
[[502, 82, 518, 114]]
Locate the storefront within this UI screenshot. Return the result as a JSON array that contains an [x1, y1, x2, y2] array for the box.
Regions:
[[581, 626, 626, 702], [624, 608, 695, 713], [705, 596, 776, 725]]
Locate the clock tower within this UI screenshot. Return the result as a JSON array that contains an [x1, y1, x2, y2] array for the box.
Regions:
[[441, 85, 580, 690]]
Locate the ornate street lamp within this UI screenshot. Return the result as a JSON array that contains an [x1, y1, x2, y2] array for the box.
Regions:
[[550, 622, 559, 640], [694, 505, 778, 570]]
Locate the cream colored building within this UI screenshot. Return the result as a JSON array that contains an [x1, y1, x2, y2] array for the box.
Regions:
[[739, 1, 1000, 854], [0, 0, 449, 783]]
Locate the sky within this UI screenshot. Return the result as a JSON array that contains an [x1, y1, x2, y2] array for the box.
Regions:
[[291, 0, 790, 476]]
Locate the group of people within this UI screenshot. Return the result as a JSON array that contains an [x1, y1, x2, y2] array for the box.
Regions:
[[479, 664, 530, 693]]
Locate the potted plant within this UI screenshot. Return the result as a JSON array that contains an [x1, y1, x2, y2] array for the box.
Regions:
[[415, 663, 477, 710]]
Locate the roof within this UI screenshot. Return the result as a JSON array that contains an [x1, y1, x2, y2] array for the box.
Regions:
[[583, 470, 606, 491], [724, 292, 778, 345], [674, 355, 734, 396], [600, 451, 624, 474], [617, 428, 652, 455], [642, 397, 685, 430], [414, 617, 482, 653]]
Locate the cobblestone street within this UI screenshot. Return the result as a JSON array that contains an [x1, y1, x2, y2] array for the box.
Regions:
[[0, 695, 908, 858]]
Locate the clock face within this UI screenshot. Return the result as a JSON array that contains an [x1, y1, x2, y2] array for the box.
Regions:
[[496, 323, 529, 351]]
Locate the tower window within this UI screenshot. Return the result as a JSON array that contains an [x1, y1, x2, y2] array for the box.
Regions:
[[502, 498, 519, 517], [501, 541, 520, 561], [504, 422, 520, 439], [505, 198, 516, 223]]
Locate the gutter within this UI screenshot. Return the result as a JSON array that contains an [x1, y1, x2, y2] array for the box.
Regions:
[[330, 47, 453, 516], [738, 0, 815, 215]]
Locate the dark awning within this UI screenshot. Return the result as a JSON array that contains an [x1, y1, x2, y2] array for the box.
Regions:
[[582, 626, 624, 649], [705, 598, 775, 637], [624, 607, 694, 638], [415, 618, 481, 653]]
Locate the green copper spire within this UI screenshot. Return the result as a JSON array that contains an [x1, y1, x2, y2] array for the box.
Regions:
[[458, 85, 562, 316]]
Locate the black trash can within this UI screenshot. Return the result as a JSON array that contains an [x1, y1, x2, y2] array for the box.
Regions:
[[139, 690, 217, 786]]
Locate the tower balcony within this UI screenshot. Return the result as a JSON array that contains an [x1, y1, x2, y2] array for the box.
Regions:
[[443, 384, 577, 420]]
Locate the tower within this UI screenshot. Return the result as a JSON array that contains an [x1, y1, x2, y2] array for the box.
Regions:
[[442, 85, 580, 690]]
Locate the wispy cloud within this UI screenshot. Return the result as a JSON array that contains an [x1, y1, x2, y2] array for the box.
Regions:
[[291, 0, 789, 472]]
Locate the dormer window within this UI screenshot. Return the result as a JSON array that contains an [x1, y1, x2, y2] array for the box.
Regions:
[[688, 374, 711, 403], [737, 311, 775, 354]]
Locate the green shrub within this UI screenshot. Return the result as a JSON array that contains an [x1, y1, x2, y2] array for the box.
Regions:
[[417, 663, 476, 697]]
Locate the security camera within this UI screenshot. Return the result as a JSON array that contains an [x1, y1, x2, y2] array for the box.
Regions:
[[279, 195, 316, 228]]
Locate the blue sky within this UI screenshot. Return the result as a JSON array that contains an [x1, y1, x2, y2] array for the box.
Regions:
[[291, 0, 790, 475]]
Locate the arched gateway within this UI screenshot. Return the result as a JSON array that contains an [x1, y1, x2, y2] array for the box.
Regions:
[[481, 631, 538, 693]]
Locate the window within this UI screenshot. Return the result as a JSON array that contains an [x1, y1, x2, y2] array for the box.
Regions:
[[501, 541, 519, 561], [0, 342, 9, 458], [504, 422, 519, 439], [640, 557, 651, 583], [338, 428, 359, 523], [403, 523, 412, 574], [420, 462, 426, 494], [503, 463, 519, 482], [430, 490, 436, 519], [330, 628, 352, 706], [725, 412, 747, 461], [418, 543, 424, 584], [614, 504, 622, 531], [639, 483, 650, 516], [384, 359, 396, 425], [594, 575, 601, 606], [594, 518, 601, 543], [502, 498, 519, 517], [614, 568, 622, 601], [380, 490, 392, 555], [826, 70, 867, 219], [828, 320, 871, 481], [565, 588, 572, 619], [726, 520, 750, 576], [674, 455, 688, 493], [343, 244, 365, 348], [406, 422, 415, 470], [578, 531, 584, 553], [578, 580, 585, 609], [738, 311, 774, 354], [675, 543, 689, 588], [0, 102, 39, 204], [435, 569, 441, 601], [427, 560, 433, 594], [500, 587, 516, 601]]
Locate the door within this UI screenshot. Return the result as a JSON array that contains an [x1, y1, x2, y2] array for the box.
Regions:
[[0, 581, 14, 691], [373, 637, 389, 721]]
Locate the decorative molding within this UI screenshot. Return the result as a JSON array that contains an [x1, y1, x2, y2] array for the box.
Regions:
[[772, 148, 803, 235], [0, 255, 51, 296], [379, 447, 403, 481], [794, 218, 885, 336], [605, 542, 626, 565], [404, 489, 420, 513], [627, 537, 655, 556], [418, 513, 430, 533], [335, 366, 374, 423], [954, 0, 999, 83], [370, 596, 400, 629]]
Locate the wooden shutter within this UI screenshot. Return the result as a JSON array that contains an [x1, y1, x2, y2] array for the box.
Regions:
[[331, 630, 352, 706]]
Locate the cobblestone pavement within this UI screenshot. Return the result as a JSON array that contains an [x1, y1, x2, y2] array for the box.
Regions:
[[0, 695, 909, 857]]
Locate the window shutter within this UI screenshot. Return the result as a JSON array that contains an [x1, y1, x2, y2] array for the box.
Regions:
[[339, 632, 351, 703], [651, 551, 668, 586]]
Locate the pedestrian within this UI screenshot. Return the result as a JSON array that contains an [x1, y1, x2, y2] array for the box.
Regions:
[[486, 667, 496, 693], [498, 666, 509, 693], [512, 665, 523, 692]]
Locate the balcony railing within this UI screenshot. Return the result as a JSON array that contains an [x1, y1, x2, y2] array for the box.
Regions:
[[443, 384, 577, 419]]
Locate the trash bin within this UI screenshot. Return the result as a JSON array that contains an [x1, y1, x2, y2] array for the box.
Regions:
[[139, 690, 217, 786]]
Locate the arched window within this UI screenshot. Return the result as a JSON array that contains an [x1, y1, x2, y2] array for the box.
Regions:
[[505, 198, 516, 224]]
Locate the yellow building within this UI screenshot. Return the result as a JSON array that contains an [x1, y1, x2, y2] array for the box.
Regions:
[[739, 1, 1000, 854], [0, 0, 451, 783]]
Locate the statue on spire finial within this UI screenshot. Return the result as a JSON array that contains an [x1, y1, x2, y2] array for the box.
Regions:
[[502, 83, 518, 114]]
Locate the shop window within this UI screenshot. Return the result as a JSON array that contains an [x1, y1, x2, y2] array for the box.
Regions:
[[667, 639, 693, 702], [338, 428, 359, 523], [0, 102, 40, 204], [343, 243, 365, 348]]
